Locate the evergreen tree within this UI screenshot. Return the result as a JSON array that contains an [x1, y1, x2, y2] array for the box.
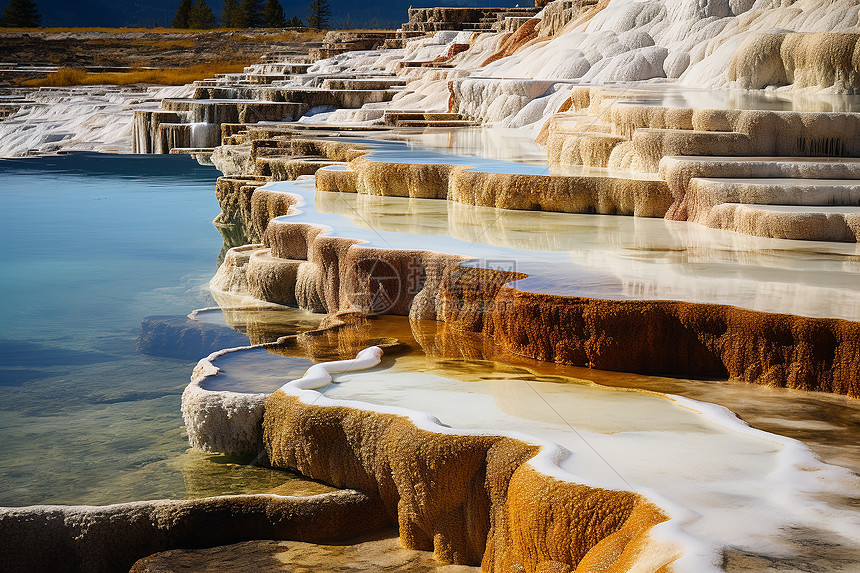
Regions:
[[263, 0, 286, 27], [286, 15, 303, 28], [188, 0, 215, 28], [239, 0, 264, 27], [3, 0, 41, 28], [172, 0, 192, 28], [221, 0, 241, 27], [307, 0, 330, 30]]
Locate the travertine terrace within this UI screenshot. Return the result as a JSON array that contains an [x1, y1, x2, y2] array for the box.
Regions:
[[131, 0, 860, 569], [4, 0, 860, 571]]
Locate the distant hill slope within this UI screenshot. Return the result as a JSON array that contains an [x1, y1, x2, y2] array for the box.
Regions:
[[34, 0, 523, 29]]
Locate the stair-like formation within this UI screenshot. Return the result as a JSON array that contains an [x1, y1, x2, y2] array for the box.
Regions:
[[540, 87, 860, 242], [309, 31, 402, 60], [383, 110, 478, 127], [658, 156, 860, 241], [132, 48, 411, 155]]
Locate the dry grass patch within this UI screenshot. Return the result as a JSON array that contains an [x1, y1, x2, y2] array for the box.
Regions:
[[150, 38, 197, 50], [20, 61, 252, 87], [229, 30, 326, 43]]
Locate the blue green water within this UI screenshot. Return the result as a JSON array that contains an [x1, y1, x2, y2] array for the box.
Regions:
[[0, 153, 316, 506]]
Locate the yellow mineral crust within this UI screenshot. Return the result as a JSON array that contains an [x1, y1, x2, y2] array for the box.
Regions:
[[682, 177, 860, 241], [729, 33, 860, 92], [317, 156, 671, 217], [608, 106, 694, 140], [351, 156, 456, 199], [547, 132, 626, 169], [246, 249, 304, 306], [449, 168, 670, 217], [316, 165, 359, 193], [260, 216, 468, 319], [653, 108, 860, 171], [441, 275, 860, 397], [545, 99, 860, 173], [259, 157, 346, 181], [249, 187, 300, 240], [262, 391, 674, 571], [287, 138, 368, 163]]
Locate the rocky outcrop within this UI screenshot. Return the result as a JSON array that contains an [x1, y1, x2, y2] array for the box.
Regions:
[[401, 7, 541, 34], [310, 31, 401, 59]]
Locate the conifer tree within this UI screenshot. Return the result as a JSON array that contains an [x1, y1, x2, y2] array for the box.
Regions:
[[188, 0, 215, 28], [286, 15, 303, 28], [239, 0, 264, 27], [3, 0, 41, 28], [263, 0, 286, 27], [221, 0, 241, 27], [307, 0, 330, 30], [172, 0, 192, 28]]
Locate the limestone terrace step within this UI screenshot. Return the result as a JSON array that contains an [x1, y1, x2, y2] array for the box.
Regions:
[[395, 119, 480, 127], [691, 177, 860, 206], [705, 203, 860, 242]]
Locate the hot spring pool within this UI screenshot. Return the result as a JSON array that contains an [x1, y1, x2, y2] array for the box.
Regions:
[[0, 153, 330, 506]]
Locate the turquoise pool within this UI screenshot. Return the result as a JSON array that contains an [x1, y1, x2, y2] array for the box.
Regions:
[[0, 153, 313, 506]]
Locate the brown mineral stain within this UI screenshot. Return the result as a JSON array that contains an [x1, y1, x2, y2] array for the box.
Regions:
[[263, 392, 674, 571]]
